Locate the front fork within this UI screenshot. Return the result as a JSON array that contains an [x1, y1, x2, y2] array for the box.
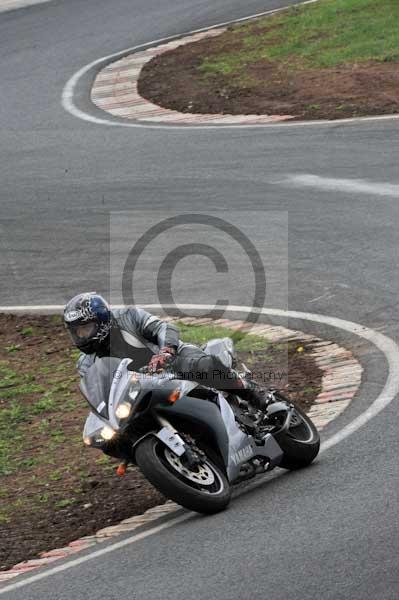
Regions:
[[155, 415, 205, 468]]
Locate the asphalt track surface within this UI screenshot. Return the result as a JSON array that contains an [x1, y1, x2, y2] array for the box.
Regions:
[[1, 0, 399, 598]]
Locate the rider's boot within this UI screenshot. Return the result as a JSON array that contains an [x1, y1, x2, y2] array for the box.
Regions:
[[232, 375, 269, 412]]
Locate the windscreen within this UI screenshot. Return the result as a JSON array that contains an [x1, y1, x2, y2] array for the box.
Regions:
[[80, 357, 122, 418]]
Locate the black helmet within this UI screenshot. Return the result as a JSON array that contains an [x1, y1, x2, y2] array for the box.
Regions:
[[64, 292, 111, 354]]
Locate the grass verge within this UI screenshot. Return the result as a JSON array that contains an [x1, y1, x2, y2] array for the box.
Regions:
[[201, 0, 399, 73], [138, 0, 399, 120]]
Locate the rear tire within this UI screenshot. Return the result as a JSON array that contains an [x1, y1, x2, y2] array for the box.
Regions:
[[274, 403, 320, 470], [135, 436, 231, 514]]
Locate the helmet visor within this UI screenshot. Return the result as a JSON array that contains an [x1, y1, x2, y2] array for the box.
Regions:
[[75, 322, 98, 339], [67, 321, 98, 346]]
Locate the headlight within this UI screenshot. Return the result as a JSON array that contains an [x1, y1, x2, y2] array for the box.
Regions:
[[101, 426, 116, 440], [129, 389, 139, 401], [115, 402, 132, 419], [83, 436, 92, 446]]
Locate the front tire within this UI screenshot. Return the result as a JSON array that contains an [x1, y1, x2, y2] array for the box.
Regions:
[[135, 437, 231, 514], [274, 402, 320, 470]]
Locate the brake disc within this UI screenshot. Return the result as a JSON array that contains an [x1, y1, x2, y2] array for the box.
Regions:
[[164, 448, 215, 485]]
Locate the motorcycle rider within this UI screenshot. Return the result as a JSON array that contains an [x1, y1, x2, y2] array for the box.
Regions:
[[64, 292, 267, 459]]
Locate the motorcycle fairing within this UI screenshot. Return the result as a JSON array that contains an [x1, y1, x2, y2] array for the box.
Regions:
[[157, 396, 231, 467], [202, 337, 235, 368], [157, 393, 283, 482], [80, 356, 123, 419], [81, 357, 134, 429], [107, 358, 134, 429], [217, 394, 283, 480], [83, 411, 108, 447]]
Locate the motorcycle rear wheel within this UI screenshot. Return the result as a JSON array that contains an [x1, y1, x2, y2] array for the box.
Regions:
[[135, 437, 231, 514], [274, 402, 320, 470]]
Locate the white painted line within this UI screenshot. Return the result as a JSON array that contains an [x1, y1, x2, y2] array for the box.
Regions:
[[1, 303, 397, 594], [61, 0, 399, 130], [282, 174, 399, 198], [0, 305, 65, 312], [0, 513, 191, 595], [0, 0, 50, 13]]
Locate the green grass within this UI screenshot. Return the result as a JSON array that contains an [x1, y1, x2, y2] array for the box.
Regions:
[[0, 510, 10, 524], [199, 0, 399, 78], [0, 402, 27, 476], [0, 362, 31, 474], [19, 457, 39, 469], [55, 498, 75, 508], [0, 360, 77, 475], [5, 344, 21, 354], [69, 348, 80, 361], [177, 321, 268, 352], [48, 470, 63, 481], [1, 382, 46, 400], [0, 363, 20, 388], [20, 327, 35, 336], [31, 393, 57, 414]]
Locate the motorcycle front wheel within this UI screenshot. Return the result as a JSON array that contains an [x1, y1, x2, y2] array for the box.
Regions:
[[135, 437, 231, 514]]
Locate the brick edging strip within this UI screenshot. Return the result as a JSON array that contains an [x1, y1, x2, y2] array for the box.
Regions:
[[90, 28, 295, 125], [0, 317, 362, 581]]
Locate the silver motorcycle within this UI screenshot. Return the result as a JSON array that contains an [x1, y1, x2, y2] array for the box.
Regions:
[[81, 337, 320, 514]]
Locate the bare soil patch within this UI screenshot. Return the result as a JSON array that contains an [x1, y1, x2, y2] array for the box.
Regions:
[[138, 33, 399, 121]]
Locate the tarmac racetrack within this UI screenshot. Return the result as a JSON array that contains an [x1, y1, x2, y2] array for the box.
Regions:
[[1, 0, 399, 598]]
